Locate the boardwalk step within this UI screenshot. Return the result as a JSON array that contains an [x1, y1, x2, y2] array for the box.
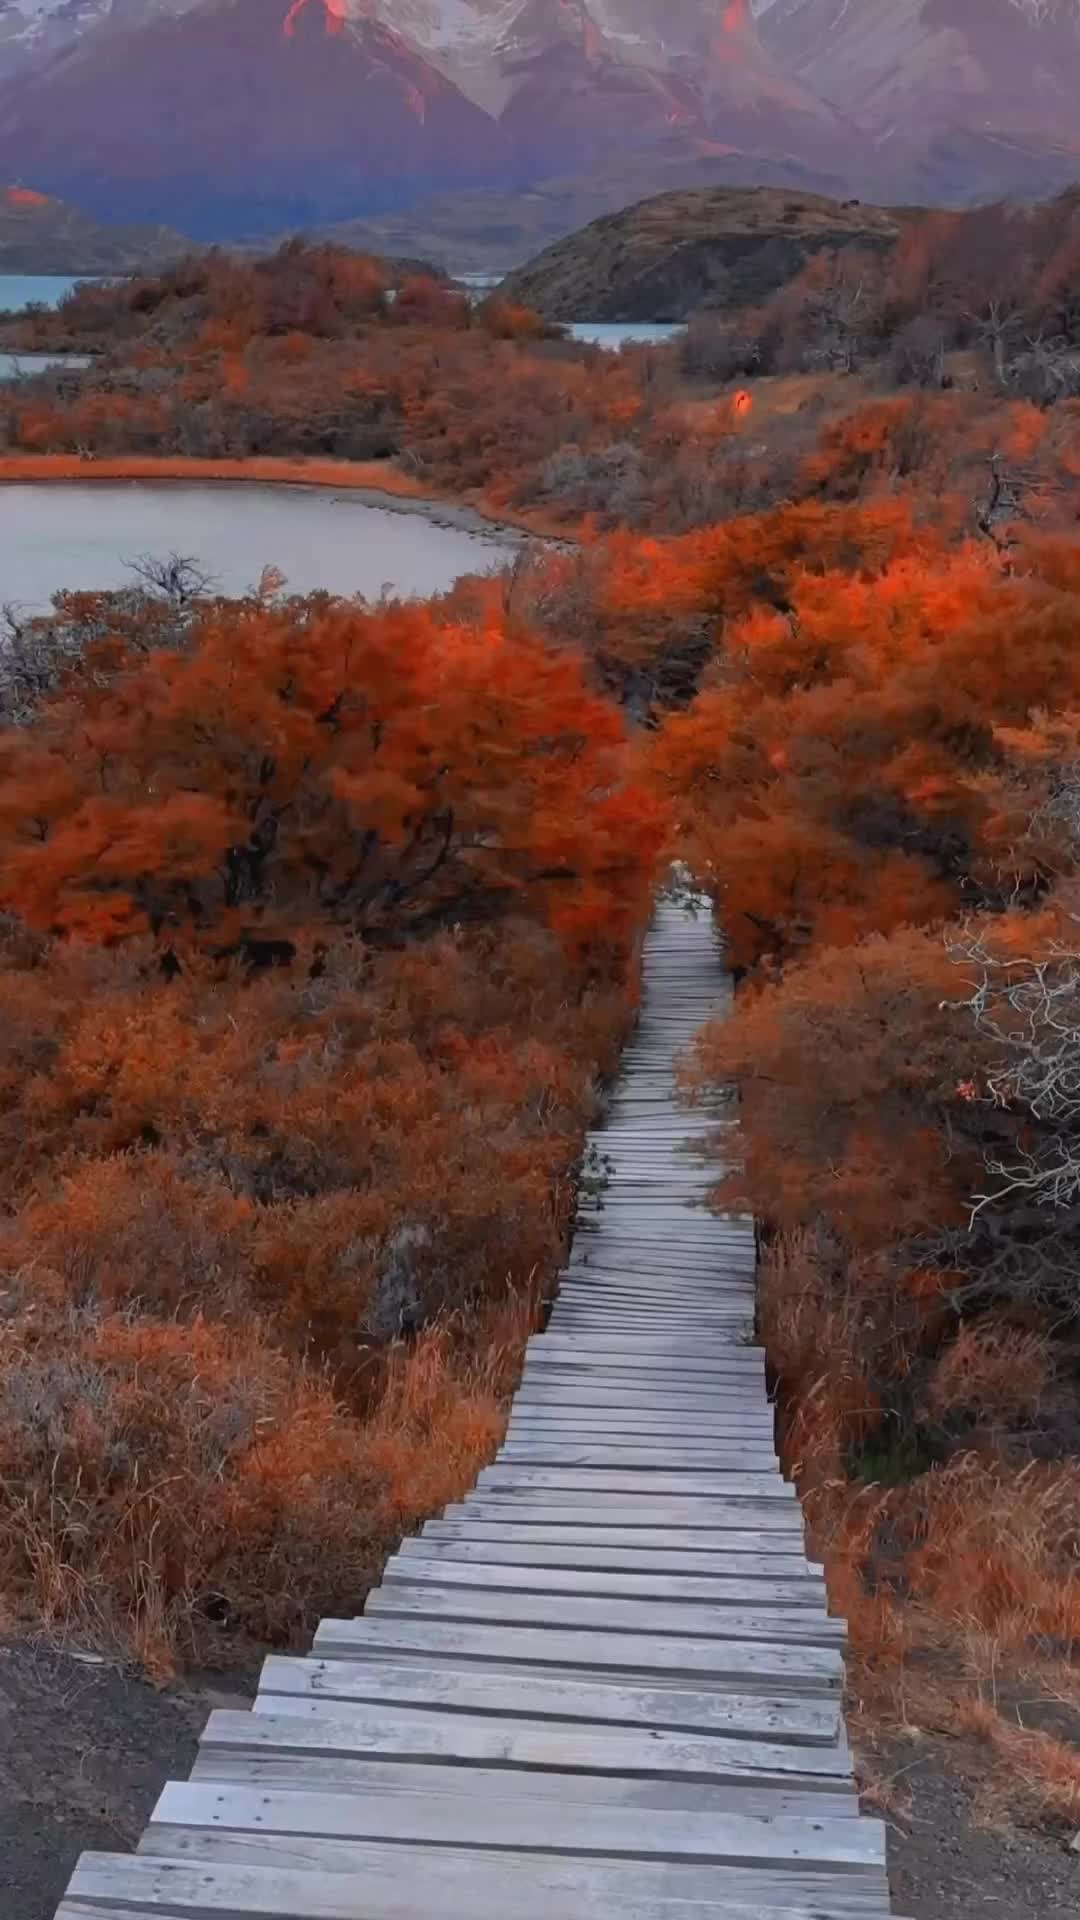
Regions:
[[382, 1555, 827, 1608], [144, 1781, 883, 1869], [61, 1853, 896, 1919], [255, 1655, 842, 1744], [313, 1620, 843, 1692], [204, 1704, 854, 1782], [362, 1584, 844, 1648]]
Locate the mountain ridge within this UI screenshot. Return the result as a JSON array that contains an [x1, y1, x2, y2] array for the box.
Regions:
[[0, 0, 1076, 238]]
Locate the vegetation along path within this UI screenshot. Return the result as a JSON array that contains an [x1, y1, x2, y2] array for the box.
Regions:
[[54, 896, 901, 1920]]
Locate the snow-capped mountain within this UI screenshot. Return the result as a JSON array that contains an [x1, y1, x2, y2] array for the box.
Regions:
[[0, 0, 1076, 239], [757, 0, 1080, 142], [0, 0, 510, 232]]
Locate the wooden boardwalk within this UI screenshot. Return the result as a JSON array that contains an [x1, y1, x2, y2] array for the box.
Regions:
[[56, 896, 898, 1920]]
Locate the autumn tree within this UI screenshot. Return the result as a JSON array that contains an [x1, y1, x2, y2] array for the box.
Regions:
[[0, 592, 666, 961]]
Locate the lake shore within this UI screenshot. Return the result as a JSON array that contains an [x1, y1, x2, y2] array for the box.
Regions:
[[0, 453, 547, 545]]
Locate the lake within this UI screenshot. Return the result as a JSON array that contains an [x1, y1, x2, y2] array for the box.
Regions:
[[0, 352, 94, 380], [0, 483, 517, 612], [567, 323, 686, 350], [0, 275, 89, 313]]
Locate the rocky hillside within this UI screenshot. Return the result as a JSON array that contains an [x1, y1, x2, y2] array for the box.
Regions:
[[499, 186, 902, 321], [0, 186, 185, 275]]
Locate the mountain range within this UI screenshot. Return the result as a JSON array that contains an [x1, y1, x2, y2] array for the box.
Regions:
[[0, 0, 1077, 245]]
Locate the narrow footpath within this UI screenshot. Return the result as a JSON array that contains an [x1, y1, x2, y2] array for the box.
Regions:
[[56, 894, 900, 1920]]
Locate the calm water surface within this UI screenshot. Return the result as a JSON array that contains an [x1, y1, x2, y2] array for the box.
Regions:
[[568, 323, 686, 349], [0, 483, 515, 612], [0, 274, 89, 312], [0, 351, 94, 380]]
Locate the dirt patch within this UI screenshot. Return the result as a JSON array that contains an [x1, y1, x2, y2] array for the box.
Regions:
[[860, 1725, 1080, 1918], [0, 1640, 254, 1920]]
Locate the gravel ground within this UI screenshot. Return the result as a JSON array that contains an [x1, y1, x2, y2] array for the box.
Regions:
[[868, 1728, 1080, 1918], [0, 1641, 253, 1920]]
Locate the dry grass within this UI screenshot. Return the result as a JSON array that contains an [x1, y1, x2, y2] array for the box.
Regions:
[[0, 1287, 538, 1677], [758, 1227, 1080, 1833], [925, 1323, 1054, 1431], [366, 1288, 540, 1536]]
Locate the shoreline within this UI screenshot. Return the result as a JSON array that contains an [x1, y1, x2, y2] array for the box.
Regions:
[[0, 453, 540, 547]]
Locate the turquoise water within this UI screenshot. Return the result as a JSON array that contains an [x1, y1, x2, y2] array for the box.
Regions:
[[0, 274, 89, 313]]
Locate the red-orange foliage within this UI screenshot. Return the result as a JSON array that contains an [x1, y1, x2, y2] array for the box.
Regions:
[[0, 593, 664, 955], [0, 579, 663, 1662], [651, 532, 1080, 969], [644, 487, 1080, 1752]]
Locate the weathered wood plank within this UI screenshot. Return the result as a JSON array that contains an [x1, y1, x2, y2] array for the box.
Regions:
[[511, 1389, 769, 1413], [192, 1750, 855, 1822], [505, 1416, 777, 1438], [454, 1495, 805, 1532], [404, 1534, 819, 1576], [419, 1520, 818, 1560], [313, 1622, 842, 1691], [381, 1557, 825, 1610], [494, 1447, 781, 1469], [203, 1704, 851, 1781], [452, 1496, 807, 1531], [63, 1851, 893, 1920], [363, 1586, 843, 1649], [145, 1783, 883, 1872], [255, 1656, 841, 1746], [476, 1468, 796, 1500]]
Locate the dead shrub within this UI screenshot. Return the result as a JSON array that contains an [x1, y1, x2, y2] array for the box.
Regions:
[[925, 1323, 1054, 1435], [0, 1302, 379, 1672]]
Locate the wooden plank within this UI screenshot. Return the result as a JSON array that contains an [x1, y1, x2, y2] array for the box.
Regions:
[[521, 1361, 760, 1380], [455, 1495, 804, 1531], [452, 1497, 806, 1531], [527, 1342, 763, 1365], [404, 1534, 820, 1576], [519, 1377, 763, 1401], [313, 1622, 842, 1692], [145, 1783, 882, 1872], [363, 1586, 843, 1649], [477, 1469, 794, 1500], [60, 1855, 893, 1920], [192, 1751, 854, 1823], [381, 1557, 825, 1610], [204, 1703, 850, 1781], [526, 1345, 760, 1363], [495, 1447, 781, 1469], [505, 1416, 777, 1438], [503, 1420, 776, 1442], [512, 1390, 768, 1414], [511, 1390, 766, 1411], [256, 1656, 841, 1746], [546, 1302, 751, 1318], [419, 1520, 818, 1560]]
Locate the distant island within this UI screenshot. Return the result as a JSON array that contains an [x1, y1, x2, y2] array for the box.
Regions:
[[0, 185, 186, 279]]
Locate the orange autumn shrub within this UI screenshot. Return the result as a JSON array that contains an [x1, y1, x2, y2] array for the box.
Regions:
[[0, 579, 663, 1660]]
